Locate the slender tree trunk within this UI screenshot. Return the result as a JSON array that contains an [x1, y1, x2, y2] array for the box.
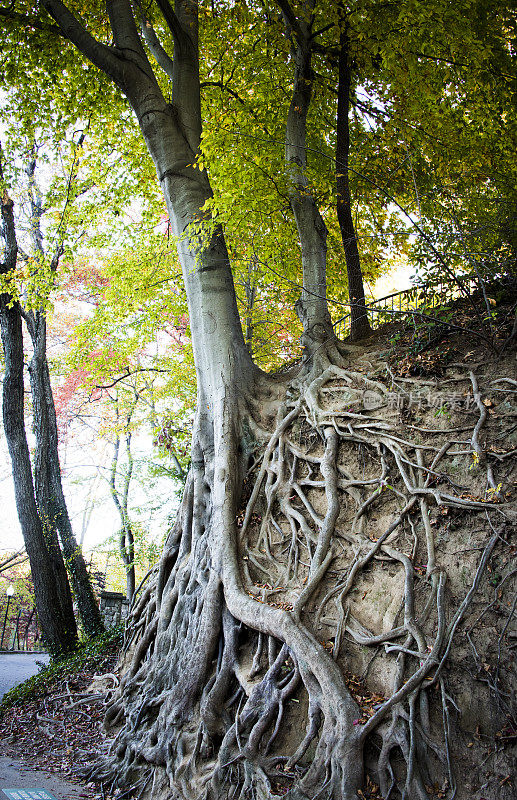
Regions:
[[336, 14, 371, 341], [122, 432, 136, 601], [27, 312, 104, 636], [1, 164, 78, 658], [281, 2, 335, 349], [0, 302, 78, 658], [20, 150, 104, 638], [109, 428, 136, 602]]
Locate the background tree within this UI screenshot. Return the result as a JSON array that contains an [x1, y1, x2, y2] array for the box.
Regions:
[[0, 549, 28, 576], [1, 145, 78, 657], [19, 148, 103, 636], [335, 3, 371, 339]]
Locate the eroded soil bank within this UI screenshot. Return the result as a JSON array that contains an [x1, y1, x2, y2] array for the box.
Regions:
[[1, 324, 515, 800]]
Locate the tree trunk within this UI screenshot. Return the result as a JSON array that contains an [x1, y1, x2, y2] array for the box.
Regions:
[[121, 432, 136, 602], [336, 15, 371, 341], [27, 311, 104, 637], [0, 301, 78, 658], [109, 428, 136, 602], [281, 3, 335, 354], [1, 167, 78, 658], [18, 151, 103, 638]]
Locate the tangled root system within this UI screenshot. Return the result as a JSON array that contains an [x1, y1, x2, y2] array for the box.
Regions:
[[88, 347, 516, 800]]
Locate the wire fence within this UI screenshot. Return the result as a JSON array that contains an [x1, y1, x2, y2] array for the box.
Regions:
[[333, 274, 480, 339]]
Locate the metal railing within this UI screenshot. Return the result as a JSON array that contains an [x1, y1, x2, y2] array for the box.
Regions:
[[0, 603, 45, 652], [333, 274, 480, 339]]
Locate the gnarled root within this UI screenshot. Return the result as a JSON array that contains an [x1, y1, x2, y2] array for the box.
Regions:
[[89, 361, 513, 800]]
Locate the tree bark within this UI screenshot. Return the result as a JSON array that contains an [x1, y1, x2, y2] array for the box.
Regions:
[[280, 0, 335, 351], [336, 14, 371, 341], [0, 186, 78, 657], [21, 153, 104, 638], [26, 311, 104, 636]]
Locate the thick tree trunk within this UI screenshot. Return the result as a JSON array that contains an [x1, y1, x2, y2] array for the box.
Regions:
[[27, 313, 104, 637], [336, 17, 371, 341]]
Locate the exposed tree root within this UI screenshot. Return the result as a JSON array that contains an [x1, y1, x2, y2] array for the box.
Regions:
[[87, 356, 514, 800]]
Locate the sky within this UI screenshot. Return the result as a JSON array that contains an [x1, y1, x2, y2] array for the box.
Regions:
[[0, 420, 179, 555]]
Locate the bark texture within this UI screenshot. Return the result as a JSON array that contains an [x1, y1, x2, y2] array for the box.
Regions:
[[336, 14, 371, 342], [0, 175, 78, 657]]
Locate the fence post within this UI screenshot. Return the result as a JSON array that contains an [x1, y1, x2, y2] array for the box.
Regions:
[[11, 609, 21, 650], [1, 588, 14, 649], [23, 607, 35, 651]]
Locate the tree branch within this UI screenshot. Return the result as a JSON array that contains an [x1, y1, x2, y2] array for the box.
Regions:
[[155, 0, 186, 51], [0, 6, 63, 35], [41, 0, 126, 85], [275, 0, 305, 45], [0, 549, 28, 574], [106, 0, 146, 57], [95, 366, 169, 390], [139, 15, 175, 80]]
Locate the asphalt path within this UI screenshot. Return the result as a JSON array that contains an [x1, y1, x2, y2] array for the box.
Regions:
[[0, 654, 50, 701], [0, 757, 95, 800]]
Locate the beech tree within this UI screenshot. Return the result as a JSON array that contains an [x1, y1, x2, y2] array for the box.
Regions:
[[2, 1, 515, 798]]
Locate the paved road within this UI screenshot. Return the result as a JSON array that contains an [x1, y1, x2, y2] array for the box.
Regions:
[[0, 757, 95, 800], [0, 654, 50, 701]]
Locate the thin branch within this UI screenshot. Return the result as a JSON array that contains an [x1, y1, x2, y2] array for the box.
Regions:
[[95, 366, 169, 390], [41, 0, 126, 84], [0, 6, 63, 35], [155, 0, 186, 50], [0, 549, 28, 574]]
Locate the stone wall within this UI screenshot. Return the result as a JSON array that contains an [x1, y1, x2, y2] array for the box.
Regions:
[[99, 590, 129, 627]]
